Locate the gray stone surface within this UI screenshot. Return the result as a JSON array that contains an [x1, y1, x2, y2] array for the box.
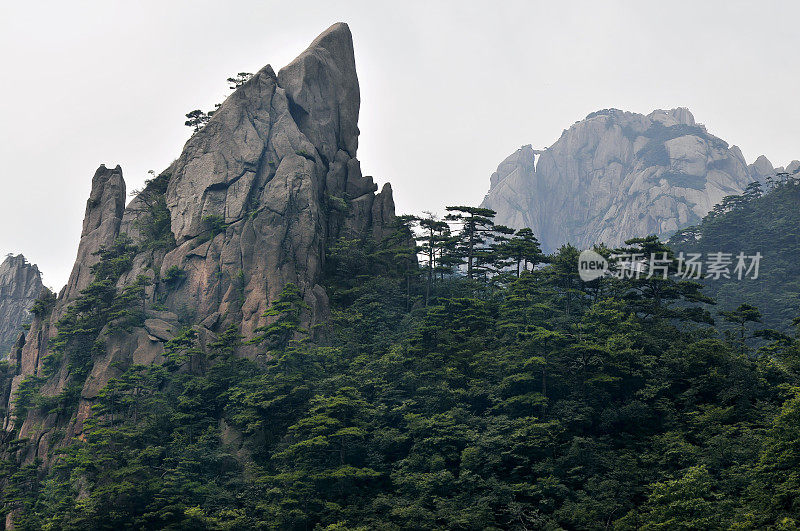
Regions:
[[144, 318, 175, 342], [482, 108, 773, 251], [0, 254, 43, 355], [2, 23, 400, 461], [62, 164, 126, 301], [144, 21, 393, 339]]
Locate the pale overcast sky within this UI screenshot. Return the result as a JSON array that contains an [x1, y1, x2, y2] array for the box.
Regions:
[[2, 0, 799, 289]]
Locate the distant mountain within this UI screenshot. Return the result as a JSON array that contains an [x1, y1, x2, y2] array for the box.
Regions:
[[482, 107, 797, 251], [4, 24, 800, 531], [0, 254, 43, 355]]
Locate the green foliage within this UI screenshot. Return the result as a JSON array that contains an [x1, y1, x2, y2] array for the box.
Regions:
[[185, 109, 211, 132], [413, 212, 452, 304], [250, 283, 309, 353], [198, 215, 229, 244], [48, 236, 141, 374], [131, 172, 176, 251], [618, 465, 725, 529], [184, 72, 253, 135], [161, 265, 187, 287], [29, 288, 56, 318], [720, 303, 762, 349], [226, 72, 253, 89], [326, 194, 350, 214], [670, 178, 800, 333], [11, 375, 47, 424], [498, 227, 545, 278], [745, 387, 800, 528], [11, 235, 145, 431], [444, 205, 499, 280], [4, 216, 800, 528], [208, 324, 242, 360], [162, 328, 203, 371]]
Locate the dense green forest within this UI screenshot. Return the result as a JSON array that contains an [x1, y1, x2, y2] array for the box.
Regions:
[[670, 176, 800, 334], [2, 192, 800, 529]]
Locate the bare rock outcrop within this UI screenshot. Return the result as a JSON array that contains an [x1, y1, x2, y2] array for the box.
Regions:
[[150, 22, 391, 339], [0, 255, 43, 355], [482, 108, 764, 251], [1, 23, 400, 462], [62, 164, 126, 300]]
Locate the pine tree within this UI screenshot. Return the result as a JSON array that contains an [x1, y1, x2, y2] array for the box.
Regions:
[[499, 227, 544, 277], [444, 206, 497, 280], [184, 109, 211, 132], [250, 283, 309, 353], [743, 180, 763, 202], [720, 303, 762, 352], [612, 236, 714, 322], [226, 72, 253, 89], [415, 212, 451, 304]]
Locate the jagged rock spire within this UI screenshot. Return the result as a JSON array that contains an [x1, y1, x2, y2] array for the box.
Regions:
[[0, 254, 43, 355], [278, 22, 360, 161], [152, 21, 394, 337], [3, 23, 401, 464], [63, 164, 126, 300]]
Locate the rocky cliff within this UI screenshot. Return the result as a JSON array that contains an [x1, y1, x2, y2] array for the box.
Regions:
[[1, 23, 398, 465], [482, 108, 785, 251], [0, 255, 43, 356]]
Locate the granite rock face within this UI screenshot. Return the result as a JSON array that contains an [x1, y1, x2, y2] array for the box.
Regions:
[[482, 108, 772, 251], [2, 23, 399, 463], [147, 22, 391, 340], [62, 165, 126, 301], [0, 255, 43, 355]]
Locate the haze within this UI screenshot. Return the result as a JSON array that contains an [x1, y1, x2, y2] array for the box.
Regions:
[[2, 0, 798, 290]]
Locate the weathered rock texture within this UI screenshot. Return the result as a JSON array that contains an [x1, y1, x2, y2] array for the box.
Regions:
[[63, 165, 126, 301], [0, 255, 43, 355], [2, 23, 398, 463], [482, 108, 778, 251]]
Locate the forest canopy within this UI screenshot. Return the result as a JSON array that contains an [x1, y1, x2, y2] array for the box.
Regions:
[[2, 185, 800, 530]]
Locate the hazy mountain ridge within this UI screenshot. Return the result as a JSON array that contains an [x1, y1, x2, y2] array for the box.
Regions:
[[482, 107, 797, 251]]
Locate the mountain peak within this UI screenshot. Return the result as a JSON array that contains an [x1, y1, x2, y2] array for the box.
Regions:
[[482, 106, 756, 251], [278, 22, 360, 161], [63, 164, 126, 301], [3, 24, 399, 460], [647, 107, 695, 126], [0, 253, 43, 355]]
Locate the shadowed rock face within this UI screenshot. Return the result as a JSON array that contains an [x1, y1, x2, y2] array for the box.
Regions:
[[0, 255, 43, 355], [2, 22, 399, 462], [482, 108, 773, 251]]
